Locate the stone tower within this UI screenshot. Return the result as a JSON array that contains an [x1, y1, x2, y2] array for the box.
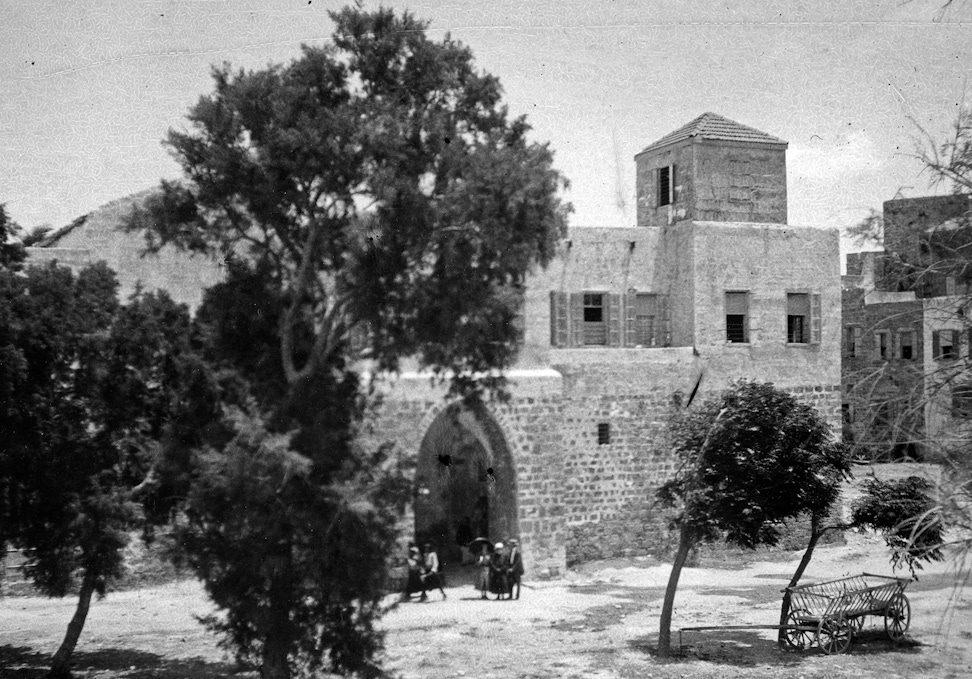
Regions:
[[635, 112, 788, 227]]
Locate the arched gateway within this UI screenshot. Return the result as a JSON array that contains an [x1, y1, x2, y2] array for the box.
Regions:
[[414, 403, 518, 565]]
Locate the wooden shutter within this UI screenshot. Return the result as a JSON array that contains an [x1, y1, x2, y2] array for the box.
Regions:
[[670, 163, 677, 204], [569, 293, 584, 347], [607, 294, 622, 347], [550, 291, 568, 347], [953, 330, 962, 358], [809, 293, 822, 344], [853, 326, 862, 357], [660, 295, 672, 346], [933, 331, 941, 360], [623, 292, 637, 347]]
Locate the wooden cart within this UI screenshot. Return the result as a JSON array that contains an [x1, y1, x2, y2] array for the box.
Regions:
[[782, 572, 912, 654]]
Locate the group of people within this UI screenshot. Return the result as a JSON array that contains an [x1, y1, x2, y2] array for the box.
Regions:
[[401, 541, 447, 602], [400, 538, 525, 602], [474, 539, 523, 601]]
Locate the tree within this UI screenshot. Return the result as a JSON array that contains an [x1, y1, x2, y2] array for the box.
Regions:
[[655, 381, 848, 657], [125, 7, 569, 679], [0, 260, 206, 678]]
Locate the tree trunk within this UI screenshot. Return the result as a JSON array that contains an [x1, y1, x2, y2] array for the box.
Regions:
[[261, 573, 293, 679], [657, 522, 694, 658], [48, 568, 98, 679]]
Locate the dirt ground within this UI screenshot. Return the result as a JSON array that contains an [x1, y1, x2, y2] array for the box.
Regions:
[[2, 533, 971, 679]]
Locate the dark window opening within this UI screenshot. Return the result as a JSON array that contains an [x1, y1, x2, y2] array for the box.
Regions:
[[597, 423, 611, 445], [934, 330, 959, 360], [845, 325, 861, 358], [842, 403, 853, 425], [953, 385, 972, 418], [658, 166, 672, 207], [899, 330, 914, 360], [725, 291, 749, 343], [786, 293, 810, 344], [583, 293, 606, 345]]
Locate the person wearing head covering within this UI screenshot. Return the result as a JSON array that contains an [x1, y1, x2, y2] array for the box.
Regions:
[[507, 539, 524, 600], [474, 542, 492, 599], [402, 543, 426, 601], [421, 542, 447, 600], [489, 542, 509, 600]]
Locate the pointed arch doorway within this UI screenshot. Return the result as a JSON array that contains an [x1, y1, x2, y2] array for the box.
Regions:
[[414, 402, 518, 565]]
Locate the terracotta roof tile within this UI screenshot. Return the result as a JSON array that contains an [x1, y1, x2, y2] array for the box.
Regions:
[[637, 113, 787, 155]]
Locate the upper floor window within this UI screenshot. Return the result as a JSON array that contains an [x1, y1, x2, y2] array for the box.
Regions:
[[725, 291, 749, 343], [786, 293, 809, 344], [633, 293, 659, 347], [583, 293, 607, 345], [897, 329, 915, 360], [658, 165, 675, 207], [550, 291, 668, 348], [845, 325, 862, 357], [953, 384, 972, 418], [873, 331, 889, 360], [933, 330, 960, 361]]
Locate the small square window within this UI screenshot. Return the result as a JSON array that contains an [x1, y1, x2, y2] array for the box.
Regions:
[[597, 423, 611, 445], [934, 330, 959, 360]]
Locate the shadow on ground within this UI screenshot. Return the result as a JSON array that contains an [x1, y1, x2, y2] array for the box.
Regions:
[[625, 627, 925, 668], [0, 645, 240, 679]]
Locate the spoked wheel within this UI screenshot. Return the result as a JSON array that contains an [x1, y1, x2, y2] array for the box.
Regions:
[[783, 608, 815, 650], [816, 617, 852, 655], [884, 592, 911, 641]]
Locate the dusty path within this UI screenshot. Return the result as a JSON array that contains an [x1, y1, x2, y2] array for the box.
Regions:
[[2, 534, 970, 678]]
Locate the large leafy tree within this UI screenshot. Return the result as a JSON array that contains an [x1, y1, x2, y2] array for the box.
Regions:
[[655, 381, 848, 657], [126, 7, 569, 679], [0, 259, 207, 679]]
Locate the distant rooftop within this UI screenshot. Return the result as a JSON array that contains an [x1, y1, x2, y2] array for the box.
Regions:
[[637, 112, 788, 156]]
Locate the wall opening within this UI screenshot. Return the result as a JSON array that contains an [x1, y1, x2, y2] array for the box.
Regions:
[[414, 403, 518, 567]]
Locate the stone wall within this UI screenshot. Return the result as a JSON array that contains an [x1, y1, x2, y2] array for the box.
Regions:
[[635, 141, 695, 227], [692, 141, 788, 224]]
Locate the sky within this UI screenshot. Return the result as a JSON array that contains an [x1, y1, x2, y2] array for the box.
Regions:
[[2, 0, 972, 259]]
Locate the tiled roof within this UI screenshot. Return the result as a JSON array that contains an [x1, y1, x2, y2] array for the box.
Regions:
[[637, 113, 787, 155], [35, 189, 156, 247]]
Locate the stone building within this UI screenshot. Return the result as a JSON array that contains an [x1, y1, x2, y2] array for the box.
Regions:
[[367, 113, 841, 577], [841, 194, 972, 463], [28, 113, 842, 578]]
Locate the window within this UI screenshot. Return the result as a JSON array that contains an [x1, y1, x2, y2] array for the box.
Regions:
[[634, 293, 658, 346], [597, 423, 611, 445], [786, 293, 810, 344], [952, 385, 972, 418], [725, 291, 749, 343], [845, 325, 862, 357], [583, 293, 607, 345], [898, 330, 915, 360], [842, 403, 853, 425], [933, 330, 960, 360], [657, 165, 674, 207], [874, 331, 889, 360]]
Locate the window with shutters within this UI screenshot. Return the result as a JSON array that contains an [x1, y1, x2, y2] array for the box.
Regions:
[[583, 293, 607, 345], [725, 291, 749, 343], [898, 329, 915, 360], [633, 293, 658, 346], [845, 325, 862, 357], [952, 384, 972, 418], [873, 331, 889, 360], [933, 329, 959, 360], [657, 165, 674, 207], [786, 293, 810, 344]]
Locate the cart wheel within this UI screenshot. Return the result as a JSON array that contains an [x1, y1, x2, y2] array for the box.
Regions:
[[884, 593, 911, 641], [816, 618, 852, 655], [783, 608, 815, 650]]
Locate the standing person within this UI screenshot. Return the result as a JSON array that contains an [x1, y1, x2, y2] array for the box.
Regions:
[[474, 543, 492, 599], [507, 538, 524, 600], [489, 542, 509, 600], [421, 542, 447, 600], [402, 544, 425, 602]]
